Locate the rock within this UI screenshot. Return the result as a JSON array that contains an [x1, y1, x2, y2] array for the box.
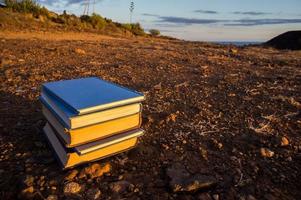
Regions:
[[86, 188, 101, 200], [46, 195, 58, 200], [63, 182, 81, 194], [167, 113, 178, 122], [167, 163, 217, 193], [247, 195, 257, 200], [79, 163, 111, 179], [21, 186, 34, 194], [280, 137, 289, 146], [198, 193, 212, 200], [212, 194, 219, 200], [65, 169, 79, 181], [154, 82, 162, 90], [75, 48, 86, 55], [110, 181, 130, 193], [230, 48, 238, 54], [260, 148, 274, 158], [23, 175, 34, 186]]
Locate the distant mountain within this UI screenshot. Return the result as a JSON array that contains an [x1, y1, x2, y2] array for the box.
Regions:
[[265, 31, 301, 50]]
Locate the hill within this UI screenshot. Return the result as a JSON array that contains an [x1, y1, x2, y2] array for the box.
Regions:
[[265, 31, 301, 50], [0, 0, 146, 37]]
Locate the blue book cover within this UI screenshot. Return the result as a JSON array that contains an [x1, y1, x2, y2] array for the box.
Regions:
[[42, 77, 144, 115]]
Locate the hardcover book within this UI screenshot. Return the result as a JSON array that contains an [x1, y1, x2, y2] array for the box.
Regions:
[[43, 123, 144, 169], [43, 105, 142, 147], [42, 77, 145, 115], [41, 91, 142, 129]]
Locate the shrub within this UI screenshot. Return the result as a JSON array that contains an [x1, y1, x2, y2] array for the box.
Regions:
[[121, 23, 145, 36], [4, 0, 49, 17], [80, 14, 107, 30], [149, 29, 160, 36]]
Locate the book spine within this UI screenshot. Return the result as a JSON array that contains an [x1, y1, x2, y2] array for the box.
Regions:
[[42, 86, 80, 115], [40, 96, 71, 129]]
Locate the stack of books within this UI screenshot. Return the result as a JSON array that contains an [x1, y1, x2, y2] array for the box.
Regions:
[[40, 77, 145, 169]]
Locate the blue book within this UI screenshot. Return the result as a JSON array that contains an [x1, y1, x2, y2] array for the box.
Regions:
[[42, 77, 144, 115]]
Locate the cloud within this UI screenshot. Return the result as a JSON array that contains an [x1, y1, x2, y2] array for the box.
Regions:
[[142, 13, 160, 17], [229, 18, 301, 26], [158, 16, 224, 25], [156, 15, 301, 26], [194, 10, 218, 14], [232, 11, 271, 16]]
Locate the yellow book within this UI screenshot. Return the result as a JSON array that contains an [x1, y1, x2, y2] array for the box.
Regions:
[[43, 105, 142, 147], [43, 123, 144, 169]]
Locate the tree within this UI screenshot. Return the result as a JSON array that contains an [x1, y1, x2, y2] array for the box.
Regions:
[[149, 29, 160, 36]]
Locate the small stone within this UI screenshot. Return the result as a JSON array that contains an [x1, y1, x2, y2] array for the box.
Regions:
[[46, 195, 58, 200], [280, 137, 289, 146], [75, 48, 86, 55], [23, 175, 35, 186], [65, 169, 79, 181], [154, 82, 162, 90], [168, 113, 177, 122], [198, 193, 212, 200], [86, 188, 101, 200], [199, 147, 208, 160], [260, 148, 274, 158], [212, 194, 219, 200], [79, 163, 111, 179], [63, 182, 81, 194], [110, 181, 130, 193], [286, 156, 292, 162], [22, 186, 34, 194], [230, 48, 238, 54], [247, 194, 257, 200], [167, 163, 217, 193]]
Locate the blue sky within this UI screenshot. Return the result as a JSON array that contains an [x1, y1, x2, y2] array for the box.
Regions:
[[40, 0, 301, 41]]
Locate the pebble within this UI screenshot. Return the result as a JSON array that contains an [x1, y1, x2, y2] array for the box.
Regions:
[[212, 194, 219, 200], [86, 188, 101, 200], [63, 182, 81, 194], [246, 195, 257, 200], [154, 82, 162, 90], [110, 180, 130, 193], [75, 48, 86, 55], [198, 193, 212, 200], [167, 163, 217, 193], [79, 163, 111, 179], [280, 137, 289, 146], [23, 175, 34, 186], [65, 169, 79, 181], [21, 186, 34, 194], [260, 148, 274, 158], [46, 195, 58, 200]]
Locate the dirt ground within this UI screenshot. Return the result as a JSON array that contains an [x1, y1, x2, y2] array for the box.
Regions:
[[0, 32, 301, 200]]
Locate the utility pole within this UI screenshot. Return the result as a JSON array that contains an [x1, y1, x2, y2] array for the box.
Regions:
[[83, 0, 90, 15], [129, 1, 134, 24], [93, 0, 96, 14]]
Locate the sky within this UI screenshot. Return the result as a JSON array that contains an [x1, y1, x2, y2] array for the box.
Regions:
[[39, 0, 301, 42]]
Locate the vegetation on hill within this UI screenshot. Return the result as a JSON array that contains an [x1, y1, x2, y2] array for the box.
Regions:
[[1, 0, 146, 36], [149, 29, 160, 36]]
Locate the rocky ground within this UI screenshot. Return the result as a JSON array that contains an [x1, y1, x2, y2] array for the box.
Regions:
[[0, 33, 301, 200]]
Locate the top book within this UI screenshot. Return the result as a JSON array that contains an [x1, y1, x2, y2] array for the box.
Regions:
[[42, 77, 144, 115]]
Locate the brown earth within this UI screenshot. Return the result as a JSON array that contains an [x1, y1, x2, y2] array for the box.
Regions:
[[0, 32, 301, 200]]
